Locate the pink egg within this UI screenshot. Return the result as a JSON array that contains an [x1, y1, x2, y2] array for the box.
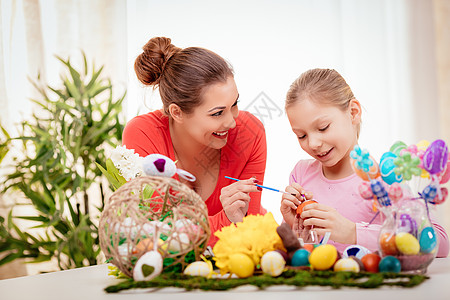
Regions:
[[388, 182, 403, 202], [358, 182, 373, 199], [432, 187, 448, 205]]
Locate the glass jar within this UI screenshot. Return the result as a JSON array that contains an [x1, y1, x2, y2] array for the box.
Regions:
[[378, 197, 438, 273]]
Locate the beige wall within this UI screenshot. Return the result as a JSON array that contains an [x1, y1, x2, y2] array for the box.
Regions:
[[434, 0, 450, 249]]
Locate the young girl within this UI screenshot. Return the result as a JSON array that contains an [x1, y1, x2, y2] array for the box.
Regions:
[[280, 68, 449, 257]]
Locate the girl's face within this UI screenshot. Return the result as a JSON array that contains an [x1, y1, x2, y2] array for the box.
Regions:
[[179, 76, 239, 150], [286, 98, 361, 176]]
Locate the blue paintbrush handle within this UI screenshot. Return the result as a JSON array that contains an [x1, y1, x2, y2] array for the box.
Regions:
[[225, 176, 292, 195]]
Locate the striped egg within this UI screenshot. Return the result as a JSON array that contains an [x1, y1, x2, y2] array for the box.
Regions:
[[184, 261, 212, 278], [260, 251, 286, 277]]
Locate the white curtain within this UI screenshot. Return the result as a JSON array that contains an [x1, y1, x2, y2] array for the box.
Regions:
[[125, 0, 443, 223], [0, 0, 448, 276]]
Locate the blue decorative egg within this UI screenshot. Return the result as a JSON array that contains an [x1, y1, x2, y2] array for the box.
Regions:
[[378, 256, 401, 273], [342, 245, 370, 260], [419, 227, 437, 253], [291, 249, 310, 267], [380, 152, 403, 185]]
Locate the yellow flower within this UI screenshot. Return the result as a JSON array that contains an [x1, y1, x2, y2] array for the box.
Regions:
[[213, 213, 285, 274]]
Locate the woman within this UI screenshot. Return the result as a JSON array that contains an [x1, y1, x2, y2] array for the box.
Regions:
[[123, 37, 267, 246]]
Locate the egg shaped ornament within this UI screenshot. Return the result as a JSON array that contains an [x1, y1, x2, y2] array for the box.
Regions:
[[260, 251, 286, 276], [438, 160, 450, 184], [390, 141, 407, 156], [380, 152, 403, 185], [184, 260, 213, 278], [334, 258, 360, 272], [342, 245, 370, 260], [133, 251, 163, 281], [423, 139, 448, 175], [419, 227, 438, 254], [309, 244, 338, 270], [291, 249, 310, 267], [99, 176, 210, 278], [351, 156, 380, 181], [378, 256, 401, 273], [358, 181, 374, 199], [387, 182, 404, 203]]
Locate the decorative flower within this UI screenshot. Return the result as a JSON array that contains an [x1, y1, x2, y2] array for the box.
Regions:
[[393, 151, 421, 181], [350, 145, 373, 173], [110, 146, 144, 181], [213, 213, 285, 275]]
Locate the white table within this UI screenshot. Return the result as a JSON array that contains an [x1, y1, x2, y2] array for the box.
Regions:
[[1, 258, 449, 300]]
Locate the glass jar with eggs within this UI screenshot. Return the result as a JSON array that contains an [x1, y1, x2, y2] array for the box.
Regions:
[[378, 195, 438, 274]]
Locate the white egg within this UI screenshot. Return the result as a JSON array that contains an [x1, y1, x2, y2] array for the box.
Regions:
[[174, 219, 194, 230], [342, 245, 370, 260], [260, 251, 286, 277], [133, 251, 163, 281], [167, 232, 191, 252], [184, 261, 212, 278]]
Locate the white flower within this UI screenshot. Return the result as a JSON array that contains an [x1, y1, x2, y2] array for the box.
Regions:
[[110, 146, 144, 181]]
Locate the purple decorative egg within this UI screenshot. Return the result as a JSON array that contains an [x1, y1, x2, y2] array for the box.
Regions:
[[423, 139, 448, 175]]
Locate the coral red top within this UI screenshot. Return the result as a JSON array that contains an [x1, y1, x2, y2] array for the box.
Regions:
[[122, 110, 267, 246]]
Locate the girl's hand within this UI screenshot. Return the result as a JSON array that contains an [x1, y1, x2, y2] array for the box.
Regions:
[[280, 183, 313, 227], [301, 203, 356, 244], [220, 178, 261, 223]]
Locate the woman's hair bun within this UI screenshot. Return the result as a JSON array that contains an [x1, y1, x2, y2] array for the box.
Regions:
[[134, 37, 181, 86]]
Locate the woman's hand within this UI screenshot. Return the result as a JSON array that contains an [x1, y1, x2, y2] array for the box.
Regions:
[[280, 183, 313, 227], [220, 178, 261, 223], [301, 202, 356, 244]]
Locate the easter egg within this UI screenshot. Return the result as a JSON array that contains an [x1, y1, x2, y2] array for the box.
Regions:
[[387, 182, 403, 202], [417, 140, 430, 151], [358, 181, 374, 199], [423, 139, 448, 175], [380, 232, 398, 255], [342, 245, 370, 260], [395, 232, 420, 255], [167, 232, 191, 253], [378, 256, 401, 273], [361, 253, 381, 273], [291, 249, 310, 267], [228, 253, 255, 278], [133, 238, 154, 254], [309, 244, 338, 270], [380, 152, 403, 185], [390, 141, 407, 156], [419, 227, 437, 254], [260, 251, 286, 277], [351, 156, 380, 181], [296, 200, 317, 215], [133, 250, 163, 281], [334, 258, 360, 272], [397, 214, 417, 236], [303, 244, 315, 253], [184, 261, 212, 278]]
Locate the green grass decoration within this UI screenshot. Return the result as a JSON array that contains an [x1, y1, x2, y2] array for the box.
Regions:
[[105, 269, 428, 293]]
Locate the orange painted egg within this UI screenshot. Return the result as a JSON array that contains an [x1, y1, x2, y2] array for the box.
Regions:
[[296, 200, 317, 215], [351, 156, 380, 181], [133, 238, 154, 254], [361, 253, 381, 273], [380, 232, 398, 255]]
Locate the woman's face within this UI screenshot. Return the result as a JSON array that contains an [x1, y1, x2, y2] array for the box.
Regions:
[[181, 76, 239, 150]]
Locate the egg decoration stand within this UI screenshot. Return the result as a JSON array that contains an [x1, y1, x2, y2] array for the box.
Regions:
[[351, 139, 448, 273], [99, 175, 210, 278]]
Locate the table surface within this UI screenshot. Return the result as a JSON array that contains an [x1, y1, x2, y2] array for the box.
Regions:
[[1, 258, 449, 300]]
